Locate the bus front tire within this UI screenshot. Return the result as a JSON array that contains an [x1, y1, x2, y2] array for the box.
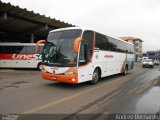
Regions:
[[37, 62, 42, 70], [90, 68, 100, 85]]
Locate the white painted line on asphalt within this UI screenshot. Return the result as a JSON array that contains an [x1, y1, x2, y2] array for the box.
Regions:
[[23, 68, 145, 114], [0, 70, 15, 73], [23, 77, 122, 114]]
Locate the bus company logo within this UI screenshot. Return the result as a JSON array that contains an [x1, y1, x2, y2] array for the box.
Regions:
[[12, 54, 42, 60], [104, 54, 114, 58], [51, 68, 59, 70]]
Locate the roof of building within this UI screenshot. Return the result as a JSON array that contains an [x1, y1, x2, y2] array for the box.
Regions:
[[119, 36, 143, 42], [0, 1, 74, 42], [0, 1, 74, 29]]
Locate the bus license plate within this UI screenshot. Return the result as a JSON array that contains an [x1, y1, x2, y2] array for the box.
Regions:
[[51, 76, 56, 80]]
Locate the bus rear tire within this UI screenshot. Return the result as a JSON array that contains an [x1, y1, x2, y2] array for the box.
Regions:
[[37, 62, 42, 70], [90, 68, 100, 85]]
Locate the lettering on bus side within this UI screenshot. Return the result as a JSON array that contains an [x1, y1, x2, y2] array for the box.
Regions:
[[104, 54, 114, 58], [12, 54, 42, 60]]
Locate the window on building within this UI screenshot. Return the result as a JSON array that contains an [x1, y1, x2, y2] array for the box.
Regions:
[[148, 53, 155, 56], [135, 48, 138, 52], [135, 43, 138, 46]]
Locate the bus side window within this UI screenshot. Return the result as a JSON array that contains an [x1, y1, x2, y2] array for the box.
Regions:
[[82, 31, 94, 62], [95, 33, 108, 50], [79, 44, 87, 66], [0, 46, 13, 54], [108, 37, 129, 53], [39, 46, 43, 54], [13, 46, 26, 54], [26, 46, 35, 54]]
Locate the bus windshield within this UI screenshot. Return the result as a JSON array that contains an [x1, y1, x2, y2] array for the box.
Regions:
[[43, 29, 82, 67]]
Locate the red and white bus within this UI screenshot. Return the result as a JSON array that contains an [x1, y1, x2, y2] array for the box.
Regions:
[[0, 43, 43, 69], [36, 27, 134, 84]]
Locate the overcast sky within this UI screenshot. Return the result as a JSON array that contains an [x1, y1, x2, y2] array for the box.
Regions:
[[2, 0, 160, 52]]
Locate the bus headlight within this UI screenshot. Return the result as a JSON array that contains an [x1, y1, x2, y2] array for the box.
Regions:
[[65, 72, 74, 75], [71, 78, 76, 82]]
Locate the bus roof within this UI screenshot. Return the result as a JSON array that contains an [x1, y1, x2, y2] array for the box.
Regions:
[[0, 43, 44, 46], [49, 27, 134, 46]]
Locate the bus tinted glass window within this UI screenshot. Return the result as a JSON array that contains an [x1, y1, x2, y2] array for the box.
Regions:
[[45, 30, 82, 67], [79, 44, 87, 65], [83, 31, 94, 50], [95, 33, 108, 50], [107, 37, 117, 51], [55, 38, 77, 66], [39, 46, 43, 54], [108, 37, 127, 53], [26, 46, 35, 54], [47, 30, 82, 45], [13, 46, 26, 54], [0, 46, 13, 53], [83, 31, 94, 62]]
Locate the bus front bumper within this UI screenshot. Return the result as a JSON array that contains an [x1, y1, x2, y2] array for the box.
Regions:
[[41, 71, 78, 84]]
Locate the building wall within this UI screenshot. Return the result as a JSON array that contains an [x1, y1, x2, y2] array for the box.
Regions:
[[147, 51, 160, 61], [134, 40, 143, 56], [126, 39, 143, 61]]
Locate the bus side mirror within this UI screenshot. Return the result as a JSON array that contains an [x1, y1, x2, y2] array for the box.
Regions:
[[35, 40, 46, 53], [73, 37, 82, 53]]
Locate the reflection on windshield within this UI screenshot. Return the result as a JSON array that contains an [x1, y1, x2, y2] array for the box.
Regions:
[[42, 29, 82, 67], [42, 42, 56, 63]]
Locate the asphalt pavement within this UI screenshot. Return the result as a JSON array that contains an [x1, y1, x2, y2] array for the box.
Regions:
[[0, 63, 160, 120]]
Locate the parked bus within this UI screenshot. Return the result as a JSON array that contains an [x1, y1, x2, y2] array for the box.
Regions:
[[0, 43, 43, 69], [36, 27, 134, 84]]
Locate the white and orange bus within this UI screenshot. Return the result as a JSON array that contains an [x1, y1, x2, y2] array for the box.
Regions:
[[36, 27, 134, 84], [0, 43, 43, 69]]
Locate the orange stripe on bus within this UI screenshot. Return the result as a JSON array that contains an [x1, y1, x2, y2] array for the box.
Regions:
[[41, 71, 78, 84]]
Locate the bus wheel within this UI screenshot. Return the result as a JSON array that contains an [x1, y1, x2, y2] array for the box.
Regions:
[[37, 62, 42, 70], [91, 69, 100, 84], [123, 65, 128, 75]]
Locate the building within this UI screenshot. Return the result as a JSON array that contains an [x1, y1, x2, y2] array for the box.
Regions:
[[146, 50, 160, 61], [0, 1, 74, 43], [119, 36, 143, 61]]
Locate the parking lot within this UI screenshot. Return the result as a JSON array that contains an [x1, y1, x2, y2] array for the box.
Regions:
[[0, 63, 160, 119]]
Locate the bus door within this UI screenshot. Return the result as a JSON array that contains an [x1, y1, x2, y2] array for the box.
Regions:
[[78, 31, 94, 83], [78, 43, 93, 82]]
